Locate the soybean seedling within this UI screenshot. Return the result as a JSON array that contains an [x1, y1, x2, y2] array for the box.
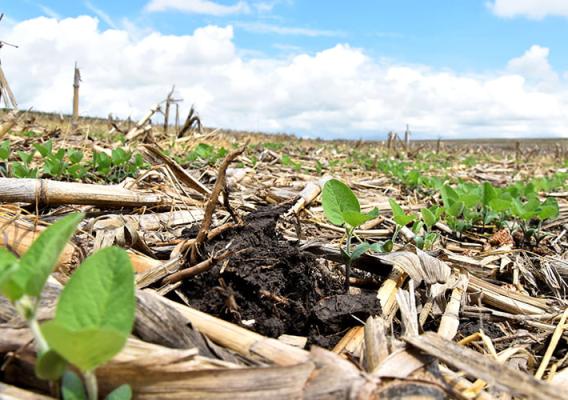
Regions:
[[388, 198, 417, 243], [322, 179, 380, 291], [0, 213, 135, 400], [418, 206, 441, 250]]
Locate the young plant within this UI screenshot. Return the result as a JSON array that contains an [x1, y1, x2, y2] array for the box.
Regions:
[[281, 154, 302, 172], [388, 198, 417, 242], [0, 140, 9, 176], [0, 213, 135, 400], [322, 179, 380, 290], [418, 206, 441, 250], [511, 196, 559, 246], [12, 150, 39, 178]]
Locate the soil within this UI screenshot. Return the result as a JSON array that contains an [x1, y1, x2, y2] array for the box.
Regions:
[[177, 204, 381, 348]]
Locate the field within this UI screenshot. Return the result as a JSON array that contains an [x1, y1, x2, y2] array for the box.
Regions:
[[1, 109, 568, 399]]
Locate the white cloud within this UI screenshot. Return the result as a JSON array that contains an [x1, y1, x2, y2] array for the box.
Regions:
[[145, 0, 250, 16], [1, 16, 568, 138], [253, 0, 292, 13], [236, 22, 341, 37], [507, 45, 558, 85], [488, 0, 568, 19]]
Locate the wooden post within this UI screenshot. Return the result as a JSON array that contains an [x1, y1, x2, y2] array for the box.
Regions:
[[436, 137, 441, 154], [71, 62, 81, 130], [0, 17, 18, 110], [554, 143, 561, 160], [175, 103, 180, 136], [163, 85, 175, 135], [107, 113, 114, 130], [387, 131, 393, 156], [0, 63, 17, 109], [404, 124, 410, 153], [127, 116, 132, 131], [515, 141, 521, 170]]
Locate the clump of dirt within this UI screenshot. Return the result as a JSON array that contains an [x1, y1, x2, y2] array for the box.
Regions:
[[178, 205, 379, 347]]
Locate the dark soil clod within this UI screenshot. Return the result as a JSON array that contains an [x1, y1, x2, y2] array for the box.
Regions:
[[178, 205, 374, 347]]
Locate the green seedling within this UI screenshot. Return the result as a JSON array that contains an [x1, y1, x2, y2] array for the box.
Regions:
[[281, 154, 302, 172], [92, 149, 146, 183], [0, 140, 10, 160], [184, 143, 228, 167], [388, 198, 417, 242], [417, 206, 441, 250], [322, 179, 381, 290], [511, 196, 559, 246], [0, 213, 134, 400], [315, 160, 324, 175], [12, 150, 39, 178], [33, 140, 53, 158]]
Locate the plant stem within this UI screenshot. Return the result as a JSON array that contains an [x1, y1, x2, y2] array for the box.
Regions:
[[16, 297, 49, 355], [84, 370, 98, 400], [344, 227, 354, 291], [28, 317, 49, 355], [392, 225, 400, 243]]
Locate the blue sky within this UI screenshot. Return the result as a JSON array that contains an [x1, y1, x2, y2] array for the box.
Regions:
[[2, 0, 568, 138], [6, 0, 568, 71]]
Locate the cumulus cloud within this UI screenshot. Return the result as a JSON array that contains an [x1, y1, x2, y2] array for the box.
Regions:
[[145, 0, 250, 16], [507, 45, 558, 85], [1, 16, 568, 138], [488, 0, 568, 19]]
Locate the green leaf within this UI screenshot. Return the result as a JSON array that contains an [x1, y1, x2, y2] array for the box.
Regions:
[[35, 349, 67, 380], [367, 207, 379, 219], [41, 247, 135, 371], [460, 193, 480, 209], [62, 370, 87, 400], [441, 184, 459, 208], [447, 201, 464, 218], [33, 140, 52, 157], [0, 140, 10, 160], [524, 197, 540, 212], [112, 148, 130, 165], [390, 199, 415, 226], [382, 240, 394, 252], [414, 236, 425, 249], [512, 198, 524, 217], [68, 150, 84, 164], [394, 214, 416, 227], [539, 206, 558, 221], [422, 232, 438, 250], [388, 198, 404, 218], [11, 213, 83, 299], [538, 198, 559, 221], [489, 198, 511, 213], [342, 210, 374, 228], [523, 182, 536, 197], [41, 324, 126, 373], [322, 179, 360, 226], [411, 220, 424, 234], [350, 243, 371, 261], [0, 249, 22, 301], [105, 384, 132, 400], [17, 150, 34, 165], [481, 182, 497, 207], [421, 208, 437, 229]]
